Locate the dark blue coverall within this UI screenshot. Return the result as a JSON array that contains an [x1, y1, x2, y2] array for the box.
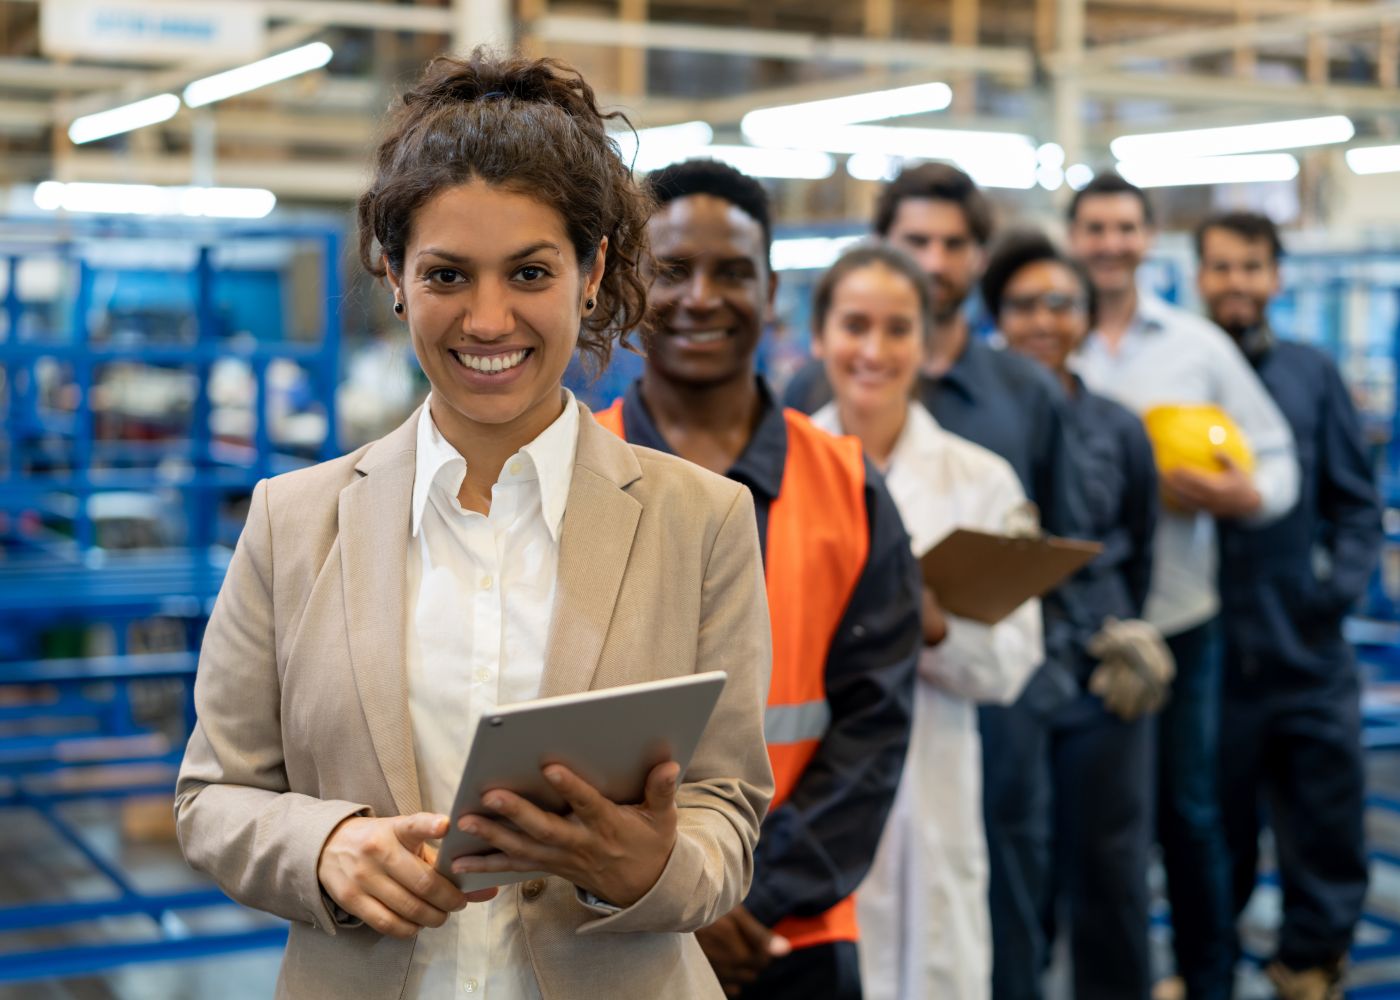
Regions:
[[1045, 376, 1159, 1000], [1217, 333, 1380, 975]]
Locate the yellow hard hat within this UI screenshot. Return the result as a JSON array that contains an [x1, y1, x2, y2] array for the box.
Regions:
[[1142, 403, 1255, 478]]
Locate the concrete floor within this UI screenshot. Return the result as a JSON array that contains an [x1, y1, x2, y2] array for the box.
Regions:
[[7, 755, 1400, 998]]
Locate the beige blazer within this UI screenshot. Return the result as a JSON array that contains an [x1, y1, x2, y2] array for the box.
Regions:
[[174, 402, 774, 1000]]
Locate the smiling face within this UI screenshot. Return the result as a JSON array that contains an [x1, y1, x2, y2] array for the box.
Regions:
[[1197, 226, 1281, 338], [642, 193, 775, 389], [1068, 192, 1152, 299], [387, 179, 604, 446], [998, 259, 1091, 377], [815, 262, 924, 422]]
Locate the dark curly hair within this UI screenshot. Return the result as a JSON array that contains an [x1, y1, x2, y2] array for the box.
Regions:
[[356, 49, 653, 373], [980, 227, 1098, 328]]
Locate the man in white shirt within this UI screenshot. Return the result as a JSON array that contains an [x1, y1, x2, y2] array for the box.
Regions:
[[1068, 172, 1299, 1000]]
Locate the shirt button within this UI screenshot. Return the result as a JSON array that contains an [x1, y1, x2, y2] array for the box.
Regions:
[[474, 668, 492, 684], [463, 979, 479, 994], [479, 575, 493, 590], [523, 879, 545, 900], [509, 461, 522, 476]]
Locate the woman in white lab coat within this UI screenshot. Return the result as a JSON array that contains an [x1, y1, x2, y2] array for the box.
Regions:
[[808, 244, 1043, 1000]]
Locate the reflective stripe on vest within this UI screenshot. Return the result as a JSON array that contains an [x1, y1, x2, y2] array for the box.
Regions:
[[595, 399, 869, 950]]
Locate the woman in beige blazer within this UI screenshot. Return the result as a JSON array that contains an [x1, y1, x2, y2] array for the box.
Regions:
[[174, 50, 773, 1000]]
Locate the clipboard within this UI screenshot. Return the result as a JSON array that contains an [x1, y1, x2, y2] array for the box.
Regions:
[[919, 528, 1102, 625]]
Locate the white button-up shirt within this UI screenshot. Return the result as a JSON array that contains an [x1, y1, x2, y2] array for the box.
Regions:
[[402, 392, 579, 1000], [1075, 292, 1298, 635], [813, 401, 1041, 1000]]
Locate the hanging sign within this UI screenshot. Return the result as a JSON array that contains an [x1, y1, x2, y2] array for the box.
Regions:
[[41, 0, 266, 63]]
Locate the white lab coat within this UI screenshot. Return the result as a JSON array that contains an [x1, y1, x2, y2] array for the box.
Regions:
[[812, 402, 1043, 1000]]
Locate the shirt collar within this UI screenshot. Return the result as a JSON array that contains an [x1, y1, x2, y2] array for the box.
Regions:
[[411, 390, 579, 541], [621, 378, 787, 501], [1235, 322, 1275, 365], [929, 334, 989, 403], [811, 399, 946, 471], [1129, 290, 1171, 334]]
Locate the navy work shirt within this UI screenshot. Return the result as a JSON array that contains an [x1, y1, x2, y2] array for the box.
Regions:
[[1218, 334, 1382, 677], [1066, 375, 1158, 625], [618, 379, 922, 927]]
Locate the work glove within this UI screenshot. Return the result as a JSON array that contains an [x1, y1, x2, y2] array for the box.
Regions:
[[1001, 500, 1041, 539], [1087, 617, 1175, 721]]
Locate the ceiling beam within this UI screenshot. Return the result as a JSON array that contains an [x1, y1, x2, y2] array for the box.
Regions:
[[528, 15, 1034, 79], [1055, 2, 1400, 71], [1080, 69, 1400, 113]]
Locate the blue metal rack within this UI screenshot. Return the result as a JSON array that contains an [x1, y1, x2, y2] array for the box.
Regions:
[[0, 217, 343, 982]]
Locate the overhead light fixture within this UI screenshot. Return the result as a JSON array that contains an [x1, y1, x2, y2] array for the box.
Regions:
[[1346, 144, 1400, 175], [1110, 115, 1354, 162], [754, 123, 1034, 162], [33, 181, 276, 219], [1115, 153, 1299, 188], [612, 121, 714, 173], [68, 94, 181, 144], [772, 235, 862, 272], [183, 42, 334, 108], [1065, 163, 1094, 191], [695, 145, 836, 180], [741, 82, 953, 143], [781, 124, 1038, 189]]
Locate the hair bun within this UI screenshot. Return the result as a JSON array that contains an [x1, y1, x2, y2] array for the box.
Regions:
[[405, 50, 602, 129]]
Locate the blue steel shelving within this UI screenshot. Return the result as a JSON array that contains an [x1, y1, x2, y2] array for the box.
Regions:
[[0, 217, 342, 982]]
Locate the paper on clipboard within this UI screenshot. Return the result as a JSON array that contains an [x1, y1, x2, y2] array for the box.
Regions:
[[919, 528, 1102, 625]]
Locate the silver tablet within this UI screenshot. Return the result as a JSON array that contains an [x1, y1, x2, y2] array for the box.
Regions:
[[435, 670, 728, 891]]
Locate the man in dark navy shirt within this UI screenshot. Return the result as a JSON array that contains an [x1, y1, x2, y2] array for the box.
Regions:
[[605, 159, 920, 1000], [784, 163, 1095, 1000], [1199, 211, 1380, 1000]]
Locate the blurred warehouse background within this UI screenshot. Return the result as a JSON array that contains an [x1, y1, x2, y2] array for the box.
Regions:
[[5, 0, 1400, 997]]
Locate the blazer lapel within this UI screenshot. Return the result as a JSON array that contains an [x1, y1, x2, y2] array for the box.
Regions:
[[540, 407, 644, 698], [338, 414, 422, 817]]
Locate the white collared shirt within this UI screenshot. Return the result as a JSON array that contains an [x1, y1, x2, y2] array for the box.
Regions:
[[814, 401, 1040, 1000], [403, 392, 579, 1000], [1074, 291, 1298, 635]]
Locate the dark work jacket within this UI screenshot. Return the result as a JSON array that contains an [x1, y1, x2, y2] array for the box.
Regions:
[[1218, 337, 1382, 677], [1066, 376, 1157, 626]]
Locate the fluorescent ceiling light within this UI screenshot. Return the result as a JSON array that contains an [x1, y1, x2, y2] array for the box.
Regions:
[[742, 82, 952, 142], [772, 235, 862, 272], [33, 181, 276, 219], [1116, 153, 1299, 188], [847, 152, 900, 183], [68, 94, 180, 144], [844, 143, 1038, 190], [612, 121, 714, 172], [697, 145, 836, 180], [1346, 144, 1400, 175], [1037, 165, 1064, 191], [754, 123, 1034, 161], [1110, 115, 1353, 161], [1065, 163, 1094, 191], [183, 42, 333, 108]]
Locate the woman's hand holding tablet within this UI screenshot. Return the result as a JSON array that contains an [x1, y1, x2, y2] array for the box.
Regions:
[[450, 759, 681, 908], [317, 812, 500, 938]]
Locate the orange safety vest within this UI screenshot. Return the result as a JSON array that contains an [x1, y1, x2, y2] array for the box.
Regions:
[[596, 400, 868, 949]]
